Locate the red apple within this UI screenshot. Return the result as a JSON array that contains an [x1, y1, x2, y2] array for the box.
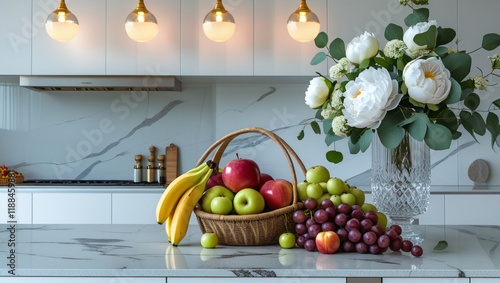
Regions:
[[315, 231, 340, 254], [205, 172, 225, 190], [257, 173, 274, 190], [259, 179, 293, 211], [222, 157, 261, 193]]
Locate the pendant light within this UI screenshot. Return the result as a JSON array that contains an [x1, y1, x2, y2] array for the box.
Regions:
[[45, 0, 79, 42], [202, 0, 235, 42], [125, 0, 158, 42], [287, 0, 320, 42]]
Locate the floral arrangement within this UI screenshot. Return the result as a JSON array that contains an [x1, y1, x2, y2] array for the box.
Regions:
[[299, 0, 500, 164]]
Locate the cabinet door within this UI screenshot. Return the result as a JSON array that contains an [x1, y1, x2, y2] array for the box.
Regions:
[[0, 192, 32, 224], [417, 194, 444, 225], [7, 277, 165, 283], [169, 278, 344, 283], [106, 0, 181, 75], [384, 279, 468, 283], [32, 193, 111, 224], [112, 192, 162, 224], [180, 0, 253, 76], [445, 194, 500, 225], [0, 0, 32, 75], [31, 0, 106, 75], [253, 0, 328, 76]]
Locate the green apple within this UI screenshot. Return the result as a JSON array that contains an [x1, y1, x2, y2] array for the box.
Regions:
[[210, 196, 233, 215], [200, 185, 234, 213], [279, 232, 296, 249], [376, 212, 388, 230], [319, 182, 328, 193], [361, 203, 378, 213], [340, 193, 356, 206], [330, 194, 342, 206], [296, 181, 310, 201], [233, 188, 265, 215], [305, 165, 330, 183], [306, 183, 324, 200], [200, 233, 218, 248], [350, 187, 365, 206], [326, 177, 347, 196]]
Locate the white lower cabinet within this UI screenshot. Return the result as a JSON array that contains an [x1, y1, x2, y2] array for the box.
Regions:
[[471, 279, 500, 282], [32, 193, 111, 224], [112, 192, 163, 224], [383, 279, 469, 283], [445, 194, 500, 225], [7, 278, 164, 283], [168, 279, 343, 283]]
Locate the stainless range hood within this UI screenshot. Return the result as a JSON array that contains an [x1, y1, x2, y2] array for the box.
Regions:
[[19, 75, 181, 92]]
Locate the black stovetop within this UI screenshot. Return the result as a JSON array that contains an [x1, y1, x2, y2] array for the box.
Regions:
[[22, 180, 163, 186]]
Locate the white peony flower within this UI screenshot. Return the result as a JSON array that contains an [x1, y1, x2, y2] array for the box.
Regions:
[[342, 67, 402, 129], [305, 77, 330, 109], [346, 32, 380, 64], [331, 116, 351, 137], [403, 57, 451, 105], [403, 20, 437, 54]]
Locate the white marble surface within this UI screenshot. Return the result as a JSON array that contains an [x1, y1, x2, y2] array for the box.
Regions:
[[2, 224, 500, 278]]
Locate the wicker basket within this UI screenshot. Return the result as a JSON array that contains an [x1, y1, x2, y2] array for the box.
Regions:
[[193, 127, 306, 246], [0, 175, 24, 186]]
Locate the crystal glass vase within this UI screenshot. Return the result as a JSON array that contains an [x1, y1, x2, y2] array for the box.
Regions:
[[371, 131, 431, 243]]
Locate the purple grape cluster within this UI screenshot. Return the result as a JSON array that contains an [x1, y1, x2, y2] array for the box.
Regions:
[[292, 197, 423, 257]]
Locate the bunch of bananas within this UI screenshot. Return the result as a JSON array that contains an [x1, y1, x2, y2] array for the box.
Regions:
[[156, 160, 216, 246]]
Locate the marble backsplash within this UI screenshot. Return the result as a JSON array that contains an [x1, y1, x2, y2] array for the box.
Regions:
[[0, 79, 499, 187]]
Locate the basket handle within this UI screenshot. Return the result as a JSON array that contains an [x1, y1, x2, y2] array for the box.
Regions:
[[196, 127, 306, 205]]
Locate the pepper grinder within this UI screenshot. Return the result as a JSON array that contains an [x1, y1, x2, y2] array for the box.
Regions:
[[146, 146, 156, 183], [157, 155, 166, 185], [133, 155, 143, 183]]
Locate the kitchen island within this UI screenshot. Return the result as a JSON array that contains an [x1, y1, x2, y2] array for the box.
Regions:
[[1, 224, 500, 282]]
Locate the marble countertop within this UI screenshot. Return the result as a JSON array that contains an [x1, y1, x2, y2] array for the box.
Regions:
[[2, 224, 500, 278]]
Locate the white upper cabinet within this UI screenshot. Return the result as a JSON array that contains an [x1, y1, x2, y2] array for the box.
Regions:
[[253, 0, 328, 76], [32, 0, 106, 75], [106, 0, 181, 75], [0, 0, 32, 75], [180, 0, 254, 76]]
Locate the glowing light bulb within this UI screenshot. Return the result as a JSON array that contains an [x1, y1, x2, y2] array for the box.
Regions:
[[202, 0, 235, 42], [287, 0, 320, 43], [45, 0, 79, 42], [125, 0, 158, 42]]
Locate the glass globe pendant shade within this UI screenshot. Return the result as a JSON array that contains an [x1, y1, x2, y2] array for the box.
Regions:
[[287, 0, 320, 42], [45, 0, 79, 42], [125, 0, 158, 42], [202, 0, 235, 42]]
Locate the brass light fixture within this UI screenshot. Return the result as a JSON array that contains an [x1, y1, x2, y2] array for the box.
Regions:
[[45, 0, 79, 42], [287, 0, 320, 42], [202, 0, 235, 42], [125, 0, 158, 42]]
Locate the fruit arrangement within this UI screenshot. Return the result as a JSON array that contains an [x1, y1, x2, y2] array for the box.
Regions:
[[156, 160, 218, 246], [0, 165, 24, 185], [199, 154, 294, 216], [285, 164, 423, 257]]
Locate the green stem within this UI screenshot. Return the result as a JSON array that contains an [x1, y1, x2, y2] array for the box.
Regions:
[[393, 131, 412, 174]]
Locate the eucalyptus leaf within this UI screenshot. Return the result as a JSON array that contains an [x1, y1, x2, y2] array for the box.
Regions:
[[314, 32, 328, 48], [375, 57, 392, 71], [311, 121, 321, 134], [436, 108, 459, 132], [413, 25, 437, 50], [482, 33, 500, 51], [348, 137, 361, 154], [359, 58, 370, 70], [486, 112, 500, 148], [326, 150, 344, 164], [408, 114, 430, 141], [325, 132, 343, 146], [404, 8, 429, 27], [377, 112, 406, 148], [425, 123, 453, 150], [444, 78, 462, 104], [433, 240, 448, 251], [330, 38, 346, 60], [459, 110, 478, 142], [442, 52, 472, 82], [385, 23, 403, 41], [311, 52, 327, 65], [297, 130, 305, 140], [359, 130, 373, 153], [472, 112, 486, 136], [493, 98, 500, 109], [464, 93, 480, 111], [436, 27, 456, 46]]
